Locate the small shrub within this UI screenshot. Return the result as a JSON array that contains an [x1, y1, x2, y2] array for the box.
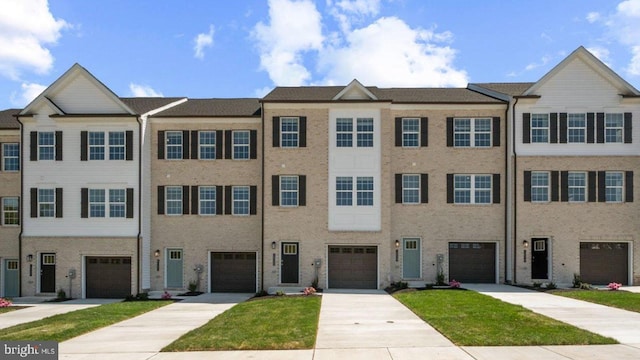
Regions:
[[311, 277, 319, 289], [254, 290, 268, 297], [532, 282, 542, 288], [188, 281, 198, 293], [303, 287, 316, 296], [545, 282, 557, 290], [57, 289, 67, 300], [161, 291, 172, 299], [436, 272, 446, 286], [449, 280, 461, 288], [572, 273, 582, 288], [607, 282, 622, 291], [580, 282, 593, 290], [137, 292, 149, 301], [125, 294, 136, 302], [275, 290, 285, 296], [0, 297, 12, 307]]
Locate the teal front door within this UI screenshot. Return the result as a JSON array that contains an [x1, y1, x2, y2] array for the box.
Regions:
[[4, 260, 19, 297], [402, 238, 421, 279], [166, 249, 183, 288]]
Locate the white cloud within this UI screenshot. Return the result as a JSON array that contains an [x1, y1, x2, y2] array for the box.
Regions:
[[10, 82, 47, 107], [0, 0, 68, 80], [524, 55, 551, 71], [586, 46, 612, 66], [129, 83, 163, 97], [629, 45, 640, 75], [586, 12, 601, 23], [328, 0, 381, 32], [194, 25, 215, 59], [600, 0, 640, 76]]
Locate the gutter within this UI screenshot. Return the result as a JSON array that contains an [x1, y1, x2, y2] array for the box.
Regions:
[[15, 115, 24, 296], [136, 115, 142, 294], [260, 104, 265, 292], [511, 97, 519, 284], [504, 104, 509, 284]]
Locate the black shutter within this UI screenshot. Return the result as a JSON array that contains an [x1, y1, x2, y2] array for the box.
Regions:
[[55, 131, 62, 161], [524, 171, 531, 202], [224, 186, 232, 214], [126, 188, 134, 218], [191, 186, 199, 215], [625, 171, 634, 202], [81, 188, 88, 218], [80, 131, 88, 161], [30, 131, 37, 161], [216, 186, 223, 215], [587, 113, 595, 143], [182, 130, 190, 159], [158, 131, 165, 159], [624, 113, 632, 144], [250, 186, 257, 215], [446, 174, 454, 203], [559, 113, 567, 144], [272, 175, 280, 206], [550, 113, 558, 143], [446, 118, 453, 147], [126, 130, 134, 161], [182, 185, 190, 215], [395, 118, 402, 147], [55, 187, 63, 217], [420, 117, 428, 147], [560, 171, 568, 202], [250, 130, 257, 159], [597, 171, 606, 202], [586, 171, 596, 202], [522, 113, 531, 144], [299, 117, 307, 147], [216, 131, 223, 159], [493, 117, 500, 147], [191, 131, 199, 159], [224, 131, 232, 159], [157, 186, 165, 215], [551, 171, 559, 202], [30, 188, 38, 218], [493, 174, 500, 204], [395, 174, 402, 203], [421, 173, 428, 203], [273, 117, 280, 147], [596, 113, 605, 143], [299, 175, 306, 206]]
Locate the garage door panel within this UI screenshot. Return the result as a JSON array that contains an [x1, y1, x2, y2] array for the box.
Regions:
[[86, 257, 131, 298], [449, 243, 496, 283], [580, 242, 628, 285], [210, 252, 256, 292], [328, 246, 377, 289]]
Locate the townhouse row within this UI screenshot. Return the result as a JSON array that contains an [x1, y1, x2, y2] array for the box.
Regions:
[[0, 46, 639, 298]]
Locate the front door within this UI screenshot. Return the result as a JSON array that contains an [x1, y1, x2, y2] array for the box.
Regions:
[[531, 238, 549, 279], [4, 260, 19, 297], [402, 238, 421, 279], [281, 242, 299, 283], [40, 253, 56, 293], [166, 249, 183, 288]]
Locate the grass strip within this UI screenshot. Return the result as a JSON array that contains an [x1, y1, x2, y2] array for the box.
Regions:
[[0, 301, 171, 342], [394, 290, 616, 346], [163, 295, 321, 351], [550, 289, 640, 313], [0, 307, 26, 314]]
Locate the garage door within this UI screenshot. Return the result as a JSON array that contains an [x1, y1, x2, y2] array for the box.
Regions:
[[210, 252, 256, 292], [449, 242, 496, 283], [580, 242, 628, 285], [328, 246, 377, 289], [86, 257, 132, 298]]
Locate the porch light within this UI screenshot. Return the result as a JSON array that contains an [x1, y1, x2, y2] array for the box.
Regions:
[[154, 249, 161, 257], [26, 254, 33, 262], [271, 241, 277, 250], [395, 239, 400, 248], [522, 240, 529, 248]]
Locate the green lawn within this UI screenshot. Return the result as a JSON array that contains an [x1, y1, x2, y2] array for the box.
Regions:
[[0, 307, 26, 314], [394, 290, 616, 346], [550, 289, 640, 313], [0, 301, 171, 342], [163, 295, 321, 351]]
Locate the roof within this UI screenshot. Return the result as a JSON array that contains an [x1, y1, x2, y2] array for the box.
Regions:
[[469, 83, 535, 97], [152, 98, 261, 117], [120, 97, 186, 115], [0, 109, 20, 129]]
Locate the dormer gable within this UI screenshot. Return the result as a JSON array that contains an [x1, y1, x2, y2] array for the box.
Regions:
[[332, 79, 378, 100]]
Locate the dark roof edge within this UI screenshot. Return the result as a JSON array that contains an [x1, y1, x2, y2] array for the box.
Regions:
[[49, 113, 139, 118], [513, 95, 542, 99], [467, 84, 512, 102], [151, 114, 262, 119]]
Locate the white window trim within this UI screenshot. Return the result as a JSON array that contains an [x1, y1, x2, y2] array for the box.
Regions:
[[453, 174, 492, 204], [356, 176, 374, 206], [280, 176, 299, 207], [454, 118, 492, 148], [356, 118, 374, 148], [198, 186, 217, 216], [165, 131, 183, 160], [605, 171, 624, 203], [198, 131, 217, 160], [108, 189, 126, 218], [402, 118, 420, 148], [165, 186, 183, 216], [88, 131, 105, 160], [567, 172, 586, 203], [605, 113, 624, 144], [336, 176, 353, 206], [336, 118, 353, 147], [280, 117, 299, 148], [232, 185, 250, 216], [2, 197, 19, 226], [567, 113, 586, 144], [232, 130, 250, 160], [531, 171, 550, 203], [38, 132, 55, 161], [402, 174, 420, 204], [108, 131, 126, 160], [2, 143, 20, 172], [38, 188, 55, 217], [89, 189, 106, 218], [531, 113, 549, 144]]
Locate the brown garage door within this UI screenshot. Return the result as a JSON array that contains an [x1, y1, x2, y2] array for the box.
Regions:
[[86, 257, 132, 298], [449, 242, 496, 283], [210, 252, 256, 292], [580, 242, 628, 285], [328, 246, 377, 289]]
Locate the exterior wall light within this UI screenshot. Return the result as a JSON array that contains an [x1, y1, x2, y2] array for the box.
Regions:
[[395, 239, 400, 248], [523, 240, 529, 248], [26, 254, 34, 262], [154, 249, 161, 257], [271, 241, 277, 250]]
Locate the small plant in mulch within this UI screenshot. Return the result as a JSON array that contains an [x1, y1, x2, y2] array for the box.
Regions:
[[449, 280, 461, 288], [302, 287, 316, 296], [607, 282, 622, 291], [384, 281, 409, 294], [178, 281, 204, 296], [545, 282, 557, 290], [125, 292, 151, 301], [0, 297, 12, 307], [46, 289, 72, 302]]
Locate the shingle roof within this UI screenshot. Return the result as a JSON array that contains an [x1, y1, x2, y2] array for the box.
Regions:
[[120, 97, 186, 115], [469, 83, 535, 97], [0, 109, 20, 129], [152, 98, 261, 117]]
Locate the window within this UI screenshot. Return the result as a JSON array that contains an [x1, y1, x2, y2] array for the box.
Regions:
[[109, 189, 126, 217], [2, 197, 19, 225], [199, 186, 216, 215], [357, 177, 374, 205], [233, 131, 250, 159], [605, 172, 624, 203], [38, 189, 55, 217], [38, 132, 55, 160], [336, 118, 353, 147], [166, 186, 183, 215], [402, 118, 420, 147], [281, 117, 299, 148], [568, 172, 586, 202], [402, 174, 420, 204], [568, 113, 586, 143], [531, 172, 550, 202], [2, 143, 19, 171], [454, 118, 491, 147], [199, 131, 216, 159], [356, 118, 374, 147], [233, 186, 250, 215], [531, 114, 549, 143], [166, 131, 183, 159], [453, 175, 491, 204], [605, 113, 624, 143], [336, 177, 353, 206], [109, 132, 125, 160], [280, 176, 299, 207], [89, 189, 105, 217], [88, 132, 105, 160]]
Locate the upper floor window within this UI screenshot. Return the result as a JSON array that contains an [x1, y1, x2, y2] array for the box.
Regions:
[[199, 131, 217, 159], [281, 117, 299, 148], [2, 143, 19, 171], [280, 176, 299, 207], [199, 186, 217, 215], [402, 118, 420, 147], [2, 197, 19, 226], [453, 174, 491, 204], [89, 132, 105, 160], [336, 176, 373, 206], [233, 131, 250, 159], [531, 114, 549, 143], [109, 189, 126, 217], [336, 118, 353, 147], [531, 172, 549, 202], [356, 118, 374, 147], [166, 131, 183, 160], [356, 177, 374, 205], [38, 132, 55, 160], [166, 186, 183, 215], [336, 177, 353, 205], [38, 188, 55, 217], [109, 132, 125, 160], [567, 172, 586, 203], [605, 113, 624, 143], [89, 189, 106, 217], [567, 113, 586, 143], [454, 118, 491, 147], [232, 186, 250, 215], [605, 172, 623, 203], [402, 174, 420, 204]]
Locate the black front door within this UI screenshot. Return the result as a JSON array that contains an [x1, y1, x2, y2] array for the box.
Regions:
[[40, 253, 56, 293], [281, 242, 299, 283], [531, 238, 548, 279]]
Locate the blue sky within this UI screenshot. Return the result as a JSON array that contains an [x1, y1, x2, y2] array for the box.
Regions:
[[2, 0, 640, 109]]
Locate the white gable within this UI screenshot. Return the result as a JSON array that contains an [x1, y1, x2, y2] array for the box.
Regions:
[[333, 79, 378, 100]]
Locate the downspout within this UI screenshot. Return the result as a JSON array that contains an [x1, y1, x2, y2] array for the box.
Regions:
[[136, 115, 142, 294], [15, 115, 24, 296], [511, 97, 520, 284], [260, 104, 265, 292], [504, 104, 509, 283]]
